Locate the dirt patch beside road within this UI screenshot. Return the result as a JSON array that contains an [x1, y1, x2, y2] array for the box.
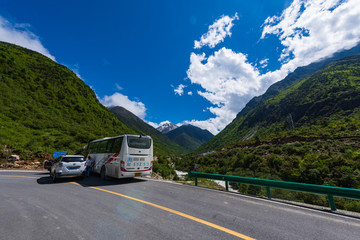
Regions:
[[0, 160, 44, 170]]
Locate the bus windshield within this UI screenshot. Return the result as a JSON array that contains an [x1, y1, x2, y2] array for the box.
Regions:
[[127, 136, 151, 149]]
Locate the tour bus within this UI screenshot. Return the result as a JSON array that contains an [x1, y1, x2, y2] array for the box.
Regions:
[[86, 134, 153, 179]]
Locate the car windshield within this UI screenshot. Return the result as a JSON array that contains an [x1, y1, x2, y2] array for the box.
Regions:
[[62, 157, 84, 162], [127, 136, 151, 149]]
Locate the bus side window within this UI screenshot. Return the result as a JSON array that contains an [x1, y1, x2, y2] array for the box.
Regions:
[[99, 141, 108, 153], [93, 142, 100, 153], [111, 137, 123, 153], [106, 139, 115, 153], [89, 142, 97, 153]]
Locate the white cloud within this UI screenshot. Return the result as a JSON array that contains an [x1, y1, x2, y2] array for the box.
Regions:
[[146, 121, 159, 128], [0, 16, 55, 61], [186, 47, 262, 134], [174, 84, 186, 96], [115, 83, 123, 91], [259, 58, 269, 68], [188, 48, 261, 99], [261, 0, 360, 67], [159, 120, 172, 126], [187, 91, 193, 96], [194, 13, 239, 49], [70, 64, 83, 80], [100, 92, 147, 119], [184, 0, 360, 135]]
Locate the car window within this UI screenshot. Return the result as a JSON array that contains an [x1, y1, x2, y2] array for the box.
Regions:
[[62, 157, 84, 162]]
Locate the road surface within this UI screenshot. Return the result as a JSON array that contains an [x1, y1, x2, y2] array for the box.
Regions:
[[0, 171, 359, 240]]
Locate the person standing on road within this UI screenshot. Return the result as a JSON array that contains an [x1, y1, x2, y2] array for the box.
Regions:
[[85, 156, 92, 177]]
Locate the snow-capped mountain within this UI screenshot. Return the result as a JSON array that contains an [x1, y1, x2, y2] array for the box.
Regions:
[[156, 121, 178, 134]]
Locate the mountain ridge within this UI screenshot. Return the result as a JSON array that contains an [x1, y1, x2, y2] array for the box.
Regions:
[[157, 122, 178, 134], [166, 125, 213, 151], [109, 106, 187, 155]]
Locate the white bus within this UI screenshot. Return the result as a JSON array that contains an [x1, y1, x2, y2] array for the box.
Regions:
[[86, 134, 153, 179]]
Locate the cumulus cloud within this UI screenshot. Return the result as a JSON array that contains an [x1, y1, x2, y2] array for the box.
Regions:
[[261, 0, 360, 67], [188, 48, 261, 100], [194, 13, 239, 49], [0, 16, 55, 61], [186, 47, 261, 133], [100, 92, 147, 119], [174, 84, 186, 96], [184, 0, 360, 135]]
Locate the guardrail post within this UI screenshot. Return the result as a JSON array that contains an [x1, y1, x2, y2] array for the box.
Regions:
[[195, 177, 198, 186], [327, 194, 336, 211], [225, 181, 229, 191], [266, 186, 272, 199]]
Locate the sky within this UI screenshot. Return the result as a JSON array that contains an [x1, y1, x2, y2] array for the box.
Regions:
[[1, 0, 360, 135]]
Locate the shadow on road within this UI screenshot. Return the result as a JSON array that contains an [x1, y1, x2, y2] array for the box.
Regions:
[[36, 174, 147, 187], [34, 172, 51, 176]]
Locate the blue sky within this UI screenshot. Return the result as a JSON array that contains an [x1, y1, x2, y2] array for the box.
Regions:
[[1, 0, 360, 134]]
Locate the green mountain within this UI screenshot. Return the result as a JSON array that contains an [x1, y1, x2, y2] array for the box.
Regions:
[[166, 125, 213, 152], [109, 106, 187, 155], [199, 53, 360, 153], [175, 55, 360, 211], [237, 43, 360, 119], [0, 41, 135, 158]]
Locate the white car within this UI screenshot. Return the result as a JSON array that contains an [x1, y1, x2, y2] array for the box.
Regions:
[[50, 155, 86, 182]]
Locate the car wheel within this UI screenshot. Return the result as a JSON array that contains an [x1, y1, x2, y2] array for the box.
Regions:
[[100, 166, 107, 180]]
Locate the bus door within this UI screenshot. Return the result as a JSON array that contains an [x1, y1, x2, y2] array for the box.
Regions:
[[106, 137, 123, 177]]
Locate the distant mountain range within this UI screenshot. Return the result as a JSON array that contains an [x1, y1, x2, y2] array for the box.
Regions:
[[109, 107, 213, 153], [165, 125, 213, 152], [2, 40, 360, 160], [109, 106, 186, 155], [157, 122, 178, 134]]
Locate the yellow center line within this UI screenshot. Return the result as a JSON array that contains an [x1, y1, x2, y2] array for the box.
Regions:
[[0, 175, 40, 179], [0, 175, 255, 239], [70, 182, 256, 240]]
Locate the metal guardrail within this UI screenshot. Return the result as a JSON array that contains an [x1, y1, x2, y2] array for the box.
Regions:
[[188, 171, 360, 211]]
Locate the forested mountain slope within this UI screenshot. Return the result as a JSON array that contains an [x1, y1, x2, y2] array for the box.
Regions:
[[176, 55, 360, 212], [165, 125, 213, 152], [0, 42, 134, 157], [198, 53, 360, 152]]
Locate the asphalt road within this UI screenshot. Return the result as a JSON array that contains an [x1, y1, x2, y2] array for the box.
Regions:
[[1, 170, 360, 240]]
